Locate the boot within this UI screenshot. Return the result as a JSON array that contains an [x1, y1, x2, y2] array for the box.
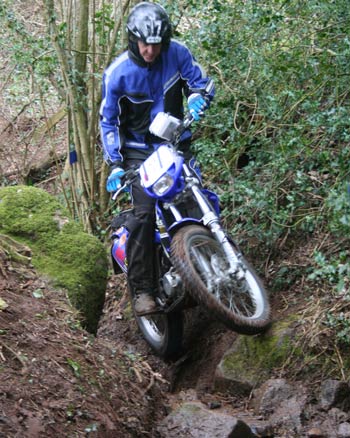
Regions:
[[134, 292, 157, 316]]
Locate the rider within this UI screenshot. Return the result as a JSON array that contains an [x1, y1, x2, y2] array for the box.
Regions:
[[99, 2, 215, 315]]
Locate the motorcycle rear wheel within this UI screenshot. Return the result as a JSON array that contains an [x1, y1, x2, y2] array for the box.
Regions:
[[131, 299, 183, 359], [171, 225, 271, 335]]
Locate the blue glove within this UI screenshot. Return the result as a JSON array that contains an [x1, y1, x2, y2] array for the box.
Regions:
[[188, 93, 208, 121], [106, 167, 125, 192]]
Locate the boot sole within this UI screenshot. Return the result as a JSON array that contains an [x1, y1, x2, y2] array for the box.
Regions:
[[135, 307, 162, 317]]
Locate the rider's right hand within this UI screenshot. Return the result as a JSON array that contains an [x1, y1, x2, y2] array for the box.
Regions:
[[106, 167, 125, 192]]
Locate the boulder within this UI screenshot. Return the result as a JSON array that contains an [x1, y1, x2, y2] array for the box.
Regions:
[[320, 379, 350, 411], [0, 185, 108, 333], [215, 318, 297, 394], [252, 378, 308, 433], [157, 401, 257, 438]]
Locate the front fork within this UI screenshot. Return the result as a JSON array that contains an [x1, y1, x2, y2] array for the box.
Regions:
[[190, 184, 246, 280]]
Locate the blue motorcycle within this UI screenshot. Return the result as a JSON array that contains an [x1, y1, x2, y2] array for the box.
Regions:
[[111, 112, 271, 359]]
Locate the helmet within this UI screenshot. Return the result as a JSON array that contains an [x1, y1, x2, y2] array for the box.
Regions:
[[126, 2, 172, 45]]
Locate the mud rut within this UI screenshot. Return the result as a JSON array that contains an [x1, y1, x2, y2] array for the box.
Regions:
[[97, 274, 246, 429]]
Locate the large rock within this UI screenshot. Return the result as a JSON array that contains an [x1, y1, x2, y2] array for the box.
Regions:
[[214, 318, 297, 394], [252, 378, 308, 433], [0, 185, 108, 333], [320, 379, 350, 411], [157, 401, 257, 438]]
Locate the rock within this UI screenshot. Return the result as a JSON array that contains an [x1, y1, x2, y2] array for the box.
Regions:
[[208, 401, 222, 409], [214, 318, 297, 395], [320, 380, 350, 411], [307, 427, 325, 437], [237, 414, 275, 437], [0, 185, 108, 333], [157, 402, 257, 438], [328, 408, 349, 423], [251, 378, 308, 434], [317, 408, 348, 438], [251, 378, 294, 415], [338, 422, 350, 438], [214, 370, 253, 397]]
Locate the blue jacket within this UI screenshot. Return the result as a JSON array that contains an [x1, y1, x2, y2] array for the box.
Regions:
[[99, 39, 215, 166]]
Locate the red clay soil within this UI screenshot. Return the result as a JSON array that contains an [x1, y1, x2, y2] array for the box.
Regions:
[[0, 249, 170, 437]]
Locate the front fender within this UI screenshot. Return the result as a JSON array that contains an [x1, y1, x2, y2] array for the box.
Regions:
[[167, 218, 203, 236]]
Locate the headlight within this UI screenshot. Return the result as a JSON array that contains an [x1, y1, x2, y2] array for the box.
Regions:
[[153, 174, 174, 196]]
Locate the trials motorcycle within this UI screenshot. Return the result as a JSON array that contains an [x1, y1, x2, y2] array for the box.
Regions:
[[110, 111, 271, 359]]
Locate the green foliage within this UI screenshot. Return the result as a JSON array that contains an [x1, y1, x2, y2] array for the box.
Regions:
[[326, 183, 350, 234], [176, 0, 349, 245], [0, 0, 59, 96], [167, 0, 350, 352], [94, 3, 119, 50], [67, 358, 82, 378], [308, 250, 350, 294], [326, 312, 350, 346]]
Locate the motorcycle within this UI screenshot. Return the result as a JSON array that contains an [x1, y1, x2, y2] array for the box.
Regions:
[[110, 111, 271, 359]]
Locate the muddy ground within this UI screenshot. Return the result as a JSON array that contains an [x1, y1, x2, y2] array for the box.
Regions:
[[0, 245, 249, 437]]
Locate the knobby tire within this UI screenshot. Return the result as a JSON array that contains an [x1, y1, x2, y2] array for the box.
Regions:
[[171, 225, 271, 335], [129, 285, 183, 359]]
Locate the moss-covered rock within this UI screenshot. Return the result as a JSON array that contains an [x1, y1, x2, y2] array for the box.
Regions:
[[0, 185, 108, 333], [215, 317, 299, 394]]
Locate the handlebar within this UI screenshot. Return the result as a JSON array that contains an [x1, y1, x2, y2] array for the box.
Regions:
[[183, 112, 194, 129], [170, 112, 194, 145], [111, 110, 198, 201]]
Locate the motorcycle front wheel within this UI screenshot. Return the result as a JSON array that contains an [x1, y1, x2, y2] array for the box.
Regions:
[[171, 225, 271, 335]]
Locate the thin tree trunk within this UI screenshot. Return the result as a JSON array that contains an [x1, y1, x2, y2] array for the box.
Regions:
[[43, 0, 132, 231]]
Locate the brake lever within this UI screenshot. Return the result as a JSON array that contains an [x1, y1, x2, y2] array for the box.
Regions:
[[111, 168, 139, 201], [183, 113, 194, 129], [112, 184, 128, 200]]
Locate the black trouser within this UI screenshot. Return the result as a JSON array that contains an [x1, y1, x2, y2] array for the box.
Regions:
[[125, 159, 156, 294]]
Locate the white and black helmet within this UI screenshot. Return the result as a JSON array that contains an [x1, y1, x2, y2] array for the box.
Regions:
[[126, 2, 172, 45]]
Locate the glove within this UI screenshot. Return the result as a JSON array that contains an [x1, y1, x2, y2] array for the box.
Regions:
[[188, 93, 208, 121], [106, 167, 125, 192]]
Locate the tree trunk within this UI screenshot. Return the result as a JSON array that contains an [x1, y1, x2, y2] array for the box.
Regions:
[[43, 0, 133, 231]]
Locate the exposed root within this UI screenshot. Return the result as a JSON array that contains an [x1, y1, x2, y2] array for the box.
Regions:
[[0, 234, 32, 266]]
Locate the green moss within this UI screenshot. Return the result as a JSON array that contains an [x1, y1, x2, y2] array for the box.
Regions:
[[0, 186, 108, 333], [180, 404, 202, 414], [0, 186, 66, 242], [219, 317, 300, 386]]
